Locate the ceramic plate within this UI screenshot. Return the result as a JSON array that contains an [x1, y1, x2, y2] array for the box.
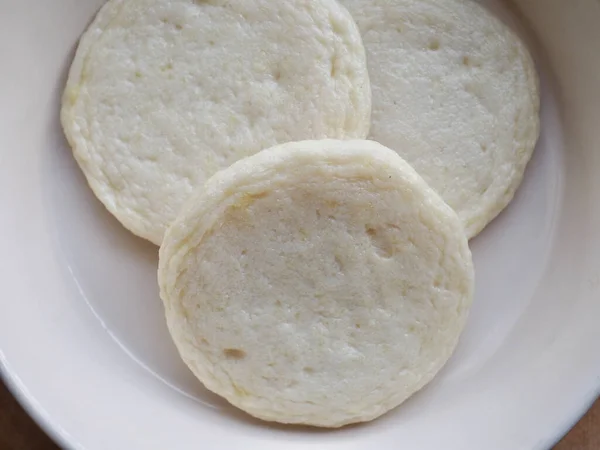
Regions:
[[1, 0, 599, 448]]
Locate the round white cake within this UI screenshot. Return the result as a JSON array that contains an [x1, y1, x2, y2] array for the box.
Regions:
[[61, 0, 371, 244], [159, 139, 475, 427], [342, 0, 540, 238]]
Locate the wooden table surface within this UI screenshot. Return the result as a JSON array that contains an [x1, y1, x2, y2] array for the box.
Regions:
[[0, 380, 597, 449]]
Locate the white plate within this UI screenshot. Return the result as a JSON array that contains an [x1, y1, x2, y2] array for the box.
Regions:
[[1, 0, 599, 448]]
